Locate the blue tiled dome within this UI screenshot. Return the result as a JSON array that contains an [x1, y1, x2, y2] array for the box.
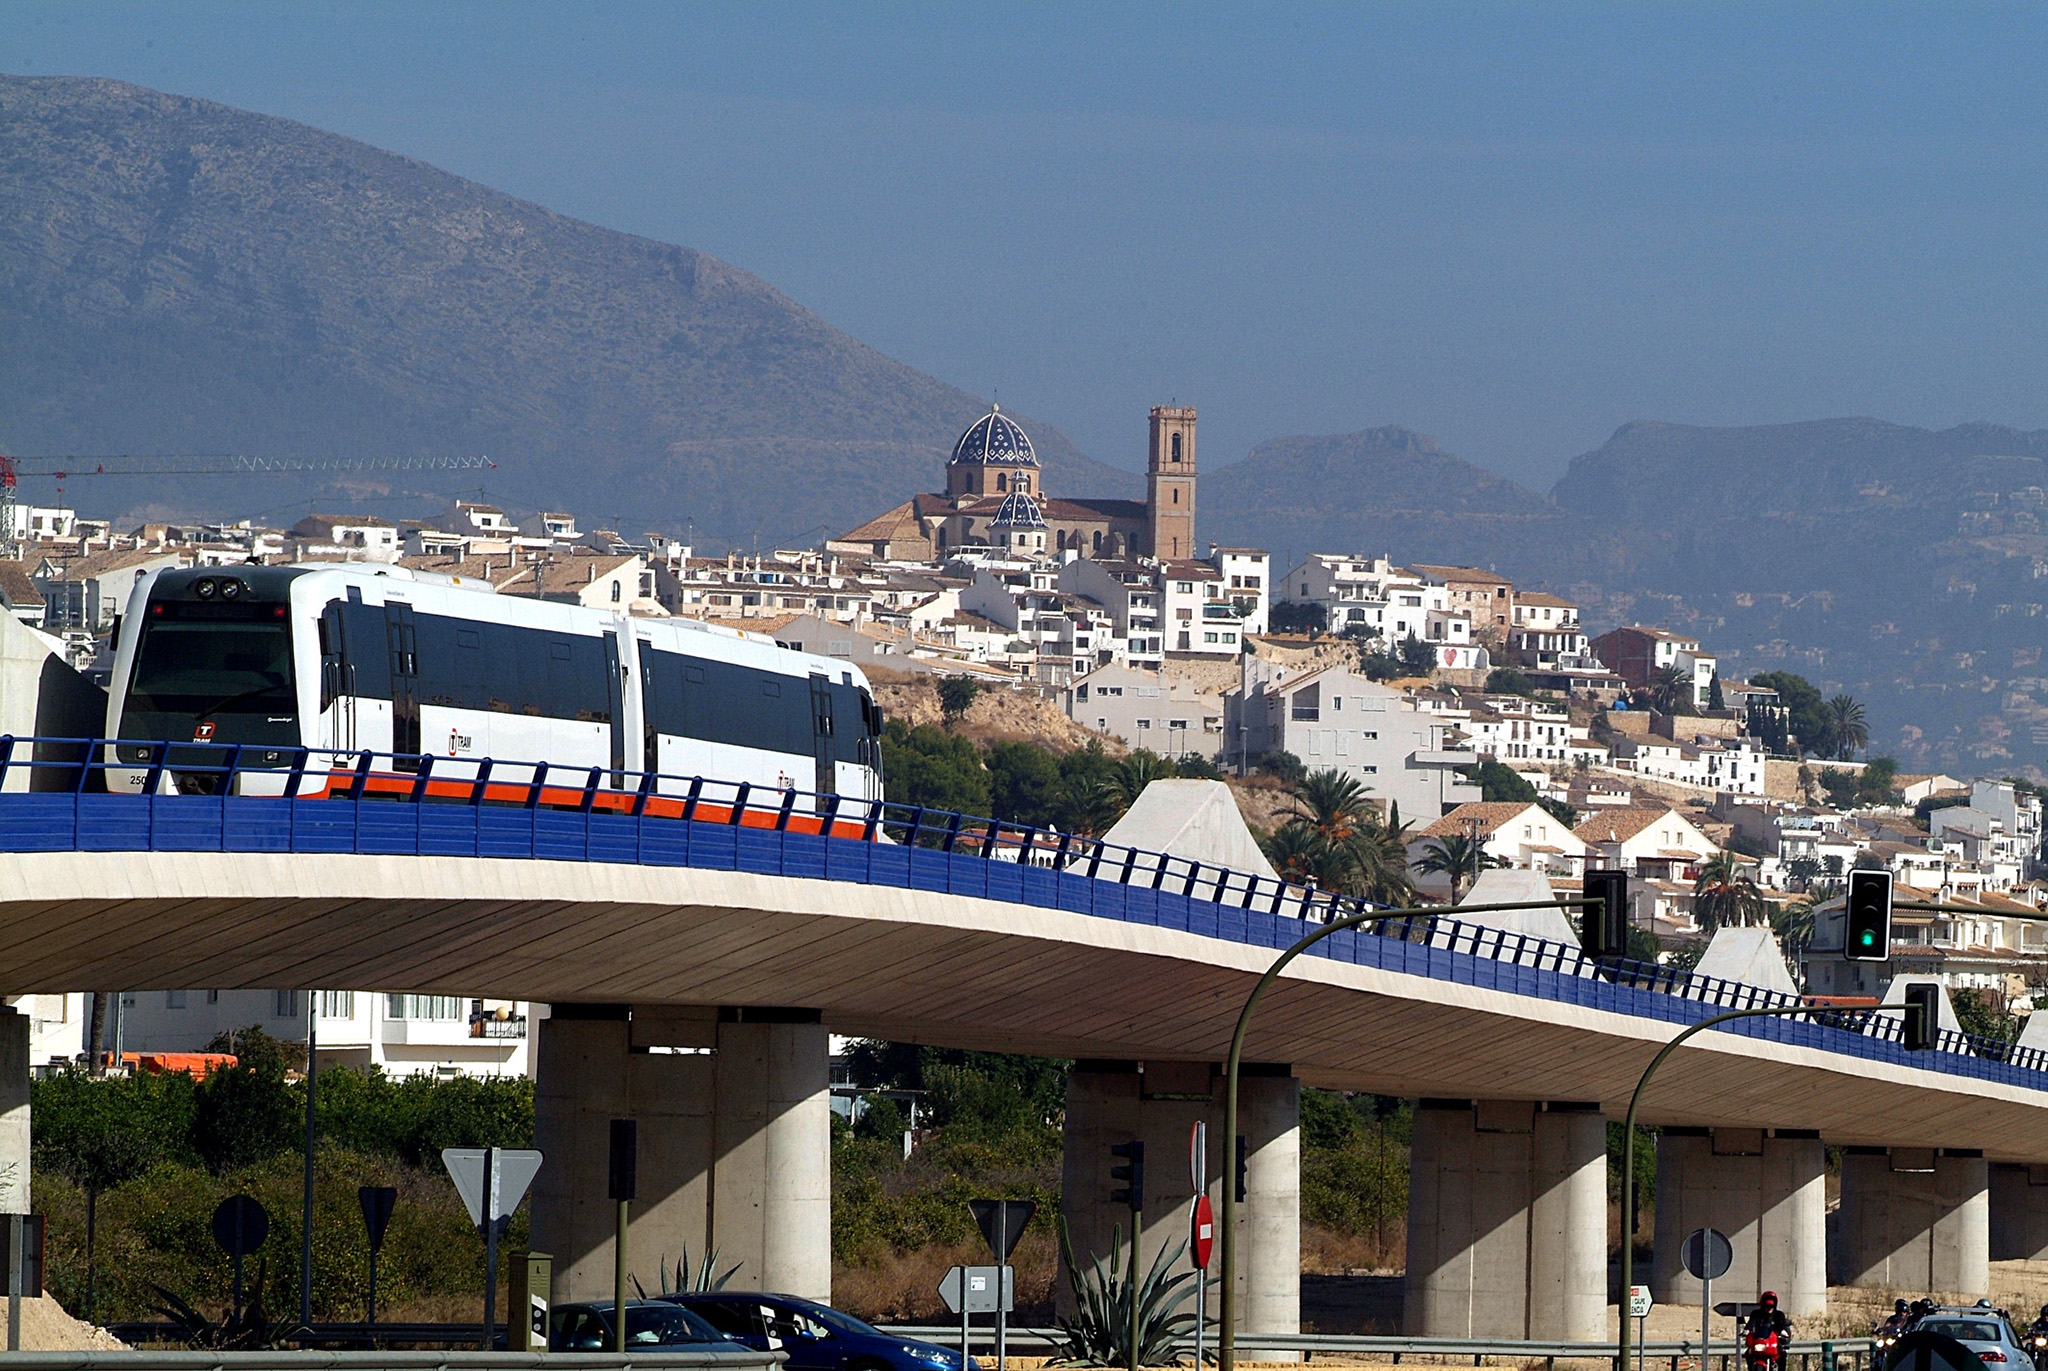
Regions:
[[990, 490, 1047, 529], [950, 404, 1038, 468]]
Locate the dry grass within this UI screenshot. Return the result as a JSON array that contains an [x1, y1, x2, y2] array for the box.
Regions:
[[835, 1231, 1060, 1325], [1301, 1221, 1405, 1276]]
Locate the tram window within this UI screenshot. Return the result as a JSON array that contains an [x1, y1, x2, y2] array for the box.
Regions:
[[404, 613, 611, 724], [127, 620, 296, 716]]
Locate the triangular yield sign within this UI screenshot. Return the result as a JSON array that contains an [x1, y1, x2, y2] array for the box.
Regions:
[[443, 1147, 545, 1230], [493, 1149, 544, 1218], [444, 1149, 488, 1228], [967, 1198, 1036, 1262]]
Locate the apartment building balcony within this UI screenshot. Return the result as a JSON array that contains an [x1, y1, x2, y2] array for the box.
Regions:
[[470, 1013, 528, 1040]]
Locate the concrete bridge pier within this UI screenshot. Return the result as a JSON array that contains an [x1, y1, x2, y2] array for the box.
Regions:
[[0, 1007, 26, 1214], [1991, 1163, 2048, 1260], [1831, 1148, 1988, 1297], [530, 1004, 830, 1303], [1650, 1128, 1825, 1318], [1060, 1060, 1300, 1346], [1403, 1099, 1605, 1340]]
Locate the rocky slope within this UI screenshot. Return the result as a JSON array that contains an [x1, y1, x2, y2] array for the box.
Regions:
[[0, 75, 1137, 544]]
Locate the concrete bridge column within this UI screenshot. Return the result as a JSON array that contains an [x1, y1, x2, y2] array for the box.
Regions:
[[1650, 1128, 1825, 1318], [1990, 1164, 2048, 1260], [531, 1005, 829, 1303], [0, 1007, 26, 1214], [1060, 1061, 1299, 1345], [1403, 1099, 1605, 1340], [1832, 1148, 1988, 1297]]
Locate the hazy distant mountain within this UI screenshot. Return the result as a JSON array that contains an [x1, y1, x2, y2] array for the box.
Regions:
[[1201, 426, 1563, 568], [1206, 417, 2048, 776], [0, 74, 1137, 544]]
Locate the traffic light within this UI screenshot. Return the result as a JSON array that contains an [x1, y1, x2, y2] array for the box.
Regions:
[[1109, 1140, 1144, 1212], [1581, 869, 1630, 960], [1902, 982, 1938, 1051], [1234, 1134, 1248, 1204], [1845, 869, 1893, 962]]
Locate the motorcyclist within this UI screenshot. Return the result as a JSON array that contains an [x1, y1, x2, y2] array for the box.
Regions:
[[2028, 1303, 2048, 1341], [1879, 1300, 1912, 1339], [1909, 1299, 1937, 1330], [1745, 1291, 1794, 1368]]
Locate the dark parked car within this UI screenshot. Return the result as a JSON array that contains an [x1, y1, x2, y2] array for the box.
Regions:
[[660, 1292, 980, 1371], [548, 1299, 747, 1353], [1914, 1307, 2036, 1370]]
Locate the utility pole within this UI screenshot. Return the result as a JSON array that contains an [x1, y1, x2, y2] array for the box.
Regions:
[[301, 991, 317, 1329]]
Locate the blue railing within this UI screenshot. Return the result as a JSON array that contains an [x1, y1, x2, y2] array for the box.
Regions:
[[2, 735, 2043, 1089]]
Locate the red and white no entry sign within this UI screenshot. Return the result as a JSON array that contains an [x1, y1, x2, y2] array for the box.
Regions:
[[1190, 1193, 1215, 1269]]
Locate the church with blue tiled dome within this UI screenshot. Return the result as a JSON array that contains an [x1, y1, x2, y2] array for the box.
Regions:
[[835, 403, 1198, 564]]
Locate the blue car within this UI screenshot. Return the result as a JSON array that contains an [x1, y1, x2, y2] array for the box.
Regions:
[[548, 1299, 746, 1353], [660, 1292, 980, 1371]]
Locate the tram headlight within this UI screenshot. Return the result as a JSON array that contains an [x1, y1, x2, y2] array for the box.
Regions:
[[219, 578, 243, 599], [194, 578, 218, 599]]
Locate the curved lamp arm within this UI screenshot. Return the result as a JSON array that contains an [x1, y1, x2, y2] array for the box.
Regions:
[[1218, 898, 1601, 1371]]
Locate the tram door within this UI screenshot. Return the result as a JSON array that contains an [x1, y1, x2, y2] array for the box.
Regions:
[[385, 600, 420, 767], [810, 674, 836, 798], [319, 603, 356, 752], [603, 631, 626, 784]]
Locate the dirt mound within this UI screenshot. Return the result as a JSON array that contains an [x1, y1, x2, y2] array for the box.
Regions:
[[871, 676, 1114, 754], [14, 1297, 126, 1351]]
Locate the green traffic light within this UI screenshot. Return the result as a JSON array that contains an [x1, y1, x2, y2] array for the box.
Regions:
[[1859, 930, 1876, 945]]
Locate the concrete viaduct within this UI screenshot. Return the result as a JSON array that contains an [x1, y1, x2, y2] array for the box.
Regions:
[[2, 765, 2046, 1342]]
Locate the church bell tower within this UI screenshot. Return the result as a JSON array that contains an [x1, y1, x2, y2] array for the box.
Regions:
[[1145, 405, 1197, 561]]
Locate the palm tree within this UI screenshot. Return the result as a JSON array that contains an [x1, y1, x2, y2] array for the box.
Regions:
[[1411, 833, 1494, 903], [1289, 769, 1372, 834], [1642, 665, 1693, 715], [1106, 751, 1174, 814], [1827, 695, 1868, 760], [1771, 897, 1818, 961], [1261, 819, 1334, 886], [1691, 851, 1766, 934], [1342, 823, 1416, 904]]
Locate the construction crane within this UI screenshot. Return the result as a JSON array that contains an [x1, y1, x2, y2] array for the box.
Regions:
[[0, 453, 496, 557]]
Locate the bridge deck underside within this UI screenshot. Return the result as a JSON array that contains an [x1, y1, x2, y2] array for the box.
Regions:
[[0, 849, 2029, 1155]]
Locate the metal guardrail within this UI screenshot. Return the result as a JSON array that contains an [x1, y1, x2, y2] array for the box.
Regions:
[[0, 1356, 780, 1370], [0, 734, 2040, 1089], [102, 1323, 520, 1348], [883, 1325, 1875, 1368]]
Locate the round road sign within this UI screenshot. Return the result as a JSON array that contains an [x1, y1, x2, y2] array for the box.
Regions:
[[1682, 1226, 1733, 1281], [211, 1195, 270, 1257], [1190, 1193, 1216, 1270]]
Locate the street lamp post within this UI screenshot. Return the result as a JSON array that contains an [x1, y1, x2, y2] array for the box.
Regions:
[[1218, 897, 1606, 1371], [1616, 1004, 1887, 1371]]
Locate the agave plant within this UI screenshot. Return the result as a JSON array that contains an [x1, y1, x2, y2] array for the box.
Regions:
[[633, 1244, 744, 1297], [152, 1259, 304, 1350], [1049, 1218, 1202, 1367]]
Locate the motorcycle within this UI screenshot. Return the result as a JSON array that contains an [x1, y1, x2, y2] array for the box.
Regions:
[[2028, 1331, 2047, 1365], [1745, 1329, 1785, 1371]]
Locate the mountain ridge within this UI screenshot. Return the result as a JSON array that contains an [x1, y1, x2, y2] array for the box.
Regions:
[[0, 73, 1139, 542], [1201, 415, 2048, 776]]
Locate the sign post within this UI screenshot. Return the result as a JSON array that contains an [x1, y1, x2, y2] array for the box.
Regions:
[[358, 1186, 397, 1331], [967, 1199, 1035, 1371], [4, 1215, 44, 1352], [444, 1147, 545, 1352], [939, 1265, 1011, 1368], [1628, 1285, 1653, 1371], [1189, 1121, 1211, 1371], [210, 1195, 270, 1324], [1683, 1229, 1734, 1371]]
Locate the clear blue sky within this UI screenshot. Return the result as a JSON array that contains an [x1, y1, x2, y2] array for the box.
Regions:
[[9, 2, 2048, 487]]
